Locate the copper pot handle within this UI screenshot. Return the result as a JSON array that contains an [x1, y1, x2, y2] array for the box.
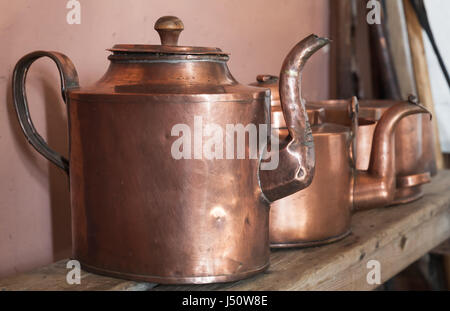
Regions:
[[12, 51, 80, 174]]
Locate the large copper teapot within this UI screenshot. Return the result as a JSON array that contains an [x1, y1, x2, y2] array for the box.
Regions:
[[251, 76, 430, 248], [309, 98, 436, 205], [12, 17, 328, 283]]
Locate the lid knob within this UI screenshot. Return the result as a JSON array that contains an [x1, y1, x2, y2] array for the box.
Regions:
[[154, 16, 184, 46]]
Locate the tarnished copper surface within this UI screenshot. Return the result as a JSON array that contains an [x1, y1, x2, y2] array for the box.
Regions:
[[269, 124, 354, 246], [252, 77, 430, 248], [353, 102, 430, 210], [312, 98, 436, 204], [13, 16, 327, 284]]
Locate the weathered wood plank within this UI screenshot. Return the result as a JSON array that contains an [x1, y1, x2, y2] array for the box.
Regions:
[[329, 0, 354, 99], [0, 260, 156, 291], [403, 0, 444, 169], [2, 171, 450, 291], [385, 0, 417, 99], [329, 0, 374, 100], [155, 170, 450, 291]]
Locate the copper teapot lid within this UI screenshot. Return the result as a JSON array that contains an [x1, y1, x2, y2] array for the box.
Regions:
[[109, 16, 228, 57], [249, 75, 280, 106]]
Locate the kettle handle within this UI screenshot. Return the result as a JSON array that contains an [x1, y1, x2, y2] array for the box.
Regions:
[[12, 51, 79, 174]]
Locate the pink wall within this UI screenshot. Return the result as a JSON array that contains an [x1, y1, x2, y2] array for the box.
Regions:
[[0, 0, 329, 278]]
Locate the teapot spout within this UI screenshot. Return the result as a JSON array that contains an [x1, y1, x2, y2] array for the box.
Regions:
[[353, 101, 431, 210], [259, 34, 330, 202]]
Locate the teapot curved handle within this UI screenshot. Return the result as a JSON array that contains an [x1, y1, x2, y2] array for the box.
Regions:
[[13, 51, 79, 174]]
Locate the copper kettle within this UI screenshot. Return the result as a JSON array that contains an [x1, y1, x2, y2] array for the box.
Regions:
[[251, 75, 430, 248], [12, 17, 329, 283], [309, 98, 436, 205]]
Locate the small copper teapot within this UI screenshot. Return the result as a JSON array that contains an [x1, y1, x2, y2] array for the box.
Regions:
[[251, 75, 430, 248], [309, 98, 435, 205], [13, 17, 328, 283]]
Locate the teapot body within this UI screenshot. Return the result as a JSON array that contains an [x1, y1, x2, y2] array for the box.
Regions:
[[251, 77, 357, 247], [67, 64, 272, 282], [310, 99, 434, 205], [269, 125, 353, 247], [14, 48, 275, 284]]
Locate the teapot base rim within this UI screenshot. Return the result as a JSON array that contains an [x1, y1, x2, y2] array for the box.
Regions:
[[270, 230, 351, 249], [76, 260, 270, 285]]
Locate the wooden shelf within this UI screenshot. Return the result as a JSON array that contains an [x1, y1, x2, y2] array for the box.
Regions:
[[2, 171, 450, 291]]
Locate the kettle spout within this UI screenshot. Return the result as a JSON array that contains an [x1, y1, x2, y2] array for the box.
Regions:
[[353, 101, 431, 210], [259, 34, 330, 202]]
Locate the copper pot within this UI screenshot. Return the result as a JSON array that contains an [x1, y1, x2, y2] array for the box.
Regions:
[[309, 98, 436, 205], [251, 76, 430, 248], [12, 17, 329, 283]]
